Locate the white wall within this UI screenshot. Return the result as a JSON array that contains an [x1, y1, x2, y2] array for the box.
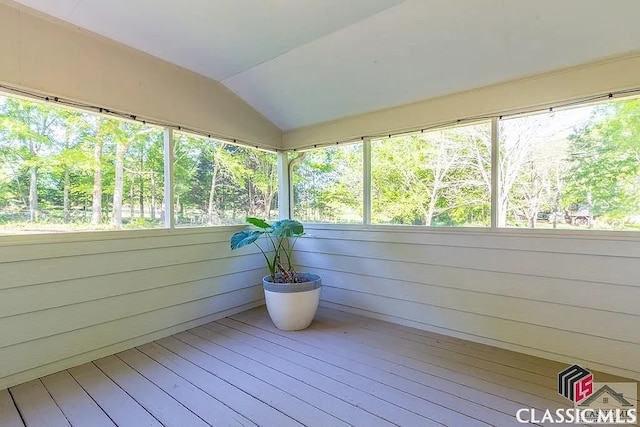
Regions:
[[0, 227, 266, 390], [0, 0, 281, 149], [296, 225, 640, 381]]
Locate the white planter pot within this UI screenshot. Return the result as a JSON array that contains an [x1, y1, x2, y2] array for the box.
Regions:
[[263, 273, 321, 331]]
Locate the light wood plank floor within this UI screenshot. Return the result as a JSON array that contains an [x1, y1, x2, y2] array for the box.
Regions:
[[2, 306, 637, 427]]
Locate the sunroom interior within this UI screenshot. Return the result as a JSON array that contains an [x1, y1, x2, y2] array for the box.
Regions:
[[0, 0, 639, 426]]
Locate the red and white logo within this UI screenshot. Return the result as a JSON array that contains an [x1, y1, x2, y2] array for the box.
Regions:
[[517, 365, 637, 424], [558, 364, 594, 403]]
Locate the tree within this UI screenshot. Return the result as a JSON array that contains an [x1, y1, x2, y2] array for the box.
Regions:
[[372, 124, 490, 226], [246, 149, 278, 219], [90, 118, 110, 225], [507, 134, 568, 228], [498, 112, 584, 228], [293, 145, 362, 223], [107, 120, 155, 228], [0, 97, 64, 221], [564, 99, 640, 227], [172, 135, 274, 225], [0, 95, 165, 231], [51, 111, 94, 223]]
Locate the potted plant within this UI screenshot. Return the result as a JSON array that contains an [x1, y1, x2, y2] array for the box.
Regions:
[[230, 217, 321, 330]]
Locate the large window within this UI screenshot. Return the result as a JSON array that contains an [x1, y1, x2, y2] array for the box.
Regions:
[[4, 88, 640, 235], [0, 95, 164, 233], [290, 96, 640, 232], [292, 143, 363, 223], [0, 92, 280, 235], [372, 122, 491, 226], [500, 97, 640, 230], [173, 132, 277, 226]]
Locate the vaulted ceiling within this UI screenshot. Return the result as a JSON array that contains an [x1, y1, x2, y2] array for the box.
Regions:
[[11, 0, 640, 130]]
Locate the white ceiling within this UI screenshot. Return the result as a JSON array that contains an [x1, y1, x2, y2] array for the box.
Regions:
[[12, 0, 640, 130]]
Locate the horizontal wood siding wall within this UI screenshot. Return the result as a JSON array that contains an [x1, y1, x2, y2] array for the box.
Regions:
[[296, 226, 640, 381], [0, 228, 266, 390]]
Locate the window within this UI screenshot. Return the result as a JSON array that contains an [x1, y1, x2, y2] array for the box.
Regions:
[[173, 132, 277, 226], [0, 94, 164, 233], [603, 397, 609, 404], [4, 87, 638, 235], [292, 143, 363, 223], [499, 97, 640, 230], [371, 122, 491, 226]]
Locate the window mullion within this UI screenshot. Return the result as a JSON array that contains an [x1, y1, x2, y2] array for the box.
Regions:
[[490, 117, 500, 229], [277, 151, 291, 219], [164, 127, 175, 229], [363, 138, 372, 225]]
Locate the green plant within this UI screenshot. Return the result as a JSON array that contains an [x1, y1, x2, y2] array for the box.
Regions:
[[230, 217, 305, 283]]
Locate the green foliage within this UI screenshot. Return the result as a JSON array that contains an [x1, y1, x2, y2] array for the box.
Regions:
[[230, 229, 262, 249], [230, 217, 305, 283], [271, 219, 304, 237], [0, 94, 276, 233], [172, 133, 277, 227], [4, 90, 640, 234], [292, 145, 362, 223], [246, 217, 271, 229], [371, 124, 491, 226], [563, 100, 640, 226]]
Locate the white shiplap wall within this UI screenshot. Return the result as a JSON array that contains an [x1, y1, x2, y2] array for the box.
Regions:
[[0, 227, 266, 390], [296, 225, 640, 381]]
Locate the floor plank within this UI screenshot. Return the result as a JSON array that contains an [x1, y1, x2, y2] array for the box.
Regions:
[[218, 315, 526, 416], [138, 341, 300, 427], [93, 355, 209, 427], [312, 311, 552, 386], [321, 308, 637, 407], [237, 308, 569, 403], [311, 310, 558, 389], [169, 332, 348, 427], [117, 348, 255, 427], [198, 323, 490, 426], [233, 309, 572, 418], [40, 371, 115, 427], [206, 322, 512, 425], [156, 336, 305, 427], [9, 380, 70, 427], [0, 388, 24, 427], [3, 306, 636, 427], [318, 305, 562, 373], [67, 363, 162, 427], [189, 325, 399, 427]]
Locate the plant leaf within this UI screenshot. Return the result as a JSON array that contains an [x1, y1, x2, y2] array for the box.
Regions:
[[246, 217, 271, 229], [272, 219, 304, 237], [230, 230, 261, 250]]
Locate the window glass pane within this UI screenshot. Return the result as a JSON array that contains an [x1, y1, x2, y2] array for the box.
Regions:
[[0, 94, 164, 234], [173, 132, 277, 226], [372, 122, 491, 226], [292, 143, 363, 223], [500, 97, 640, 230]]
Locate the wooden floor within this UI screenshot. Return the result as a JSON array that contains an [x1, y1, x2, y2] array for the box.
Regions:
[[1, 306, 636, 427]]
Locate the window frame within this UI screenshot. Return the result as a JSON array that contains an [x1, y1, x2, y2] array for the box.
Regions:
[[0, 89, 278, 238], [289, 98, 640, 239], [290, 141, 365, 224], [4, 87, 640, 241]]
